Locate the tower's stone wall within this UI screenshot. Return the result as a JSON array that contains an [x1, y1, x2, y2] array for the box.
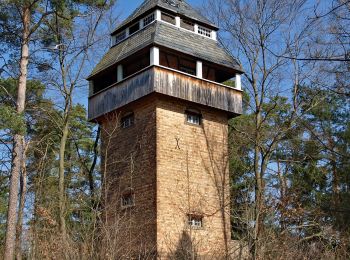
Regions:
[[100, 94, 231, 259], [100, 95, 158, 258], [156, 96, 231, 259]]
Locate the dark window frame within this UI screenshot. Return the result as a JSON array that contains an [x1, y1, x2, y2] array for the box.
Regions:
[[115, 30, 127, 44], [129, 22, 140, 35], [121, 113, 135, 128], [187, 214, 204, 229], [121, 191, 135, 208], [185, 109, 202, 126], [143, 13, 155, 27]]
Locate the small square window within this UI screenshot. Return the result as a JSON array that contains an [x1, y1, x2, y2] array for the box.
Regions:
[[188, 214, 203, 228], [198, 26, 212, 38], [121, 193, 135, 208], [115, 30, 126, 44], [143, 13, 155, 27], [121, 113, 134, 128], [186, 112, 201, 125]]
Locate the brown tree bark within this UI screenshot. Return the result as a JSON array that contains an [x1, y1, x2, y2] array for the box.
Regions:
[[4, 6, 30, 260], [15, 143, 28, 260], [59, 115, 69, 243]]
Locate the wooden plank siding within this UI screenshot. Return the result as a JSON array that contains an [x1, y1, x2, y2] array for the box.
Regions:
[[88, 66, 242, 121], [88, 68, 154, 121], [154, 66, 242, 115]]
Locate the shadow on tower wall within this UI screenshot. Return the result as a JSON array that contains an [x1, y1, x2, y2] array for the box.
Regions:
[[168, 231, 199, 260]]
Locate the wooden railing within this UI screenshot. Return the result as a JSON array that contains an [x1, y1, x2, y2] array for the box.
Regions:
[[88, 66, 242, 121]]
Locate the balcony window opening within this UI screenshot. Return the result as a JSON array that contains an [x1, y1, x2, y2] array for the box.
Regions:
[[92, 67, 118, 94], [160, 50, 198, 76], [180, 19, 194, 31], [161, 12, 176, 25], [123, 51, 150, 78], [188, 214, 203, 228], [121, 191, 135, 208], [115, 30, 126, 44], [143, 13, 155, 27], [198, 26, 211, 38], [203, 64, 216, 82], [179, 58, 196, 76], [160, 51, 178, 69], [186, 110, 202, 125], [129, 22, 140, 35], [121, 113, 135, 128]]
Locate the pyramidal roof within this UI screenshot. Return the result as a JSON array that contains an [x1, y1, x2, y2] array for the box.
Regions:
[[112, 0, 217, 35], [89, 22, 242, 79]]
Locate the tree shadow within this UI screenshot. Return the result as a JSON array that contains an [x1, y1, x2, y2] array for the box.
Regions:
[[169, 231, 199, 260]]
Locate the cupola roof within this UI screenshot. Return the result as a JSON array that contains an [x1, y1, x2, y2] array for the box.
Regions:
[[112, 0, 217, 36]]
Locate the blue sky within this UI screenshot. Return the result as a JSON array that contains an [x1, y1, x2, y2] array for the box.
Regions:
[[116, 0, 203, 22]]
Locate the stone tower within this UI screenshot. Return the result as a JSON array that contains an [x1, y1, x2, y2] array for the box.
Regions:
[[87, 0, 243, 258]]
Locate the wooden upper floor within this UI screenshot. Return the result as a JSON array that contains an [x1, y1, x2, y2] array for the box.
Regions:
[[88, 64, 242, 121]]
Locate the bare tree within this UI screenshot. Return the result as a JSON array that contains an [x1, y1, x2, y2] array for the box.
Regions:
[[3, 1, 53, 258], [38, 2, 114, 245], [204, 0, 319, 258]]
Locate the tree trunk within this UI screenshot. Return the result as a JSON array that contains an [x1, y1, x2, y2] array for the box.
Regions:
[[15, 144, 28, 260], [88, 126, 100, 207], [253, 105, 264, 260], [59, 121, 69, 243], [4, 6, 30, 260]]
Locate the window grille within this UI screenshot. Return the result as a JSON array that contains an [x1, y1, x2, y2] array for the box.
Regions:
[[188, 215, 203, 228], [121, 113, 135, 128], [115, 30, 126, 44], [121, 193, 134, 208], [198, 26, 211, 38], [186, 111, 201, 125], [143, 13, 155, 27]]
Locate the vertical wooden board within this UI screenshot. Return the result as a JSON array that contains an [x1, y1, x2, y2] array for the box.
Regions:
[[88, 69, 155, 120], [154, 67, 242, 114]]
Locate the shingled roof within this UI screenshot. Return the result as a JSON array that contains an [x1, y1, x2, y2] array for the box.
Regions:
[[88, 21, 242, 79], [112, 0, 217, 35]]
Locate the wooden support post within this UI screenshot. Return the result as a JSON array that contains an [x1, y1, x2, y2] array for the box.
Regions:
[[89, 81, 94, 96], [155, 10, 161, 21], [117, 65, 123, 82], [212, 31, 217, 40], [194, 24, 198, 34], [235, 74, 242, 90], [175, 16, 181, 27], [196, 61, 203, 78], [150, 47, 160, 66]]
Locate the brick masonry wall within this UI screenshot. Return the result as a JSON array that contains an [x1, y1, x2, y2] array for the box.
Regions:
[[100, 94, 232, 259], [100, 95, 158, 259], [156, 96, 231, 259]]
